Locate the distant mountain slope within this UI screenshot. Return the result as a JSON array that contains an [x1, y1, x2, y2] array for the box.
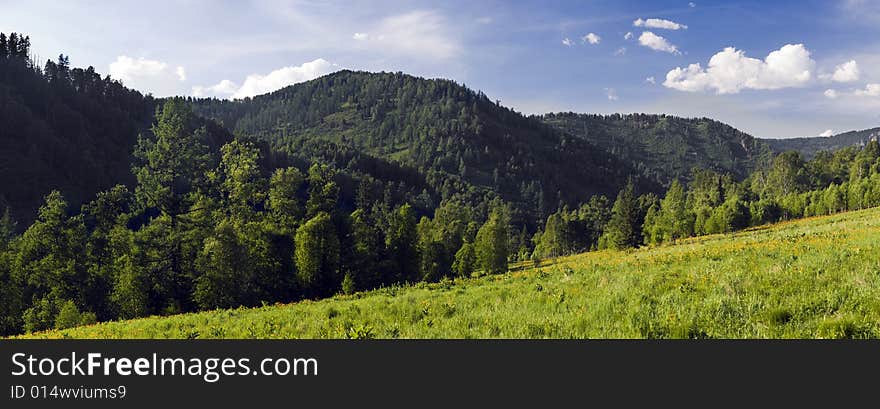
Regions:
[[539, 112, 774, 184], [762, 127, 880, 159], [190, 70, 653, 224]]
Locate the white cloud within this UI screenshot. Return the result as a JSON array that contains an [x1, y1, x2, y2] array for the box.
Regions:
[[605, 88, 619, 101], [109, 56, 186, 97], [582, 33, 601, 44], [646, 76, 656, 84], [663, 44, 815, 94], [354, 10, 460, 60], [638, 31, 680, 54], [624, 32, 633, 40], [614, 47, 627, 56], [562, 37, 574, 46], [819, 129, 835, 137], [352, 32, 369, 41], [192, 58, 337, 99], [634, 18, 688, 30], [689, 2, 697, 7], [192, 80, 239, 98], [830, 60, 860, 83], [855, 83, 880, 96], [824, 89, 839, 99]]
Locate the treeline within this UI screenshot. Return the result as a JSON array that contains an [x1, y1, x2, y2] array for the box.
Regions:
[[532, 141, 880, 258], [0, 100, 512, 336]]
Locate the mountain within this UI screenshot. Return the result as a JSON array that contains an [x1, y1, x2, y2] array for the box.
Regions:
[[539, 112, 775, 185], [762, 127, 880, 159], [190, 70, 653, 225]]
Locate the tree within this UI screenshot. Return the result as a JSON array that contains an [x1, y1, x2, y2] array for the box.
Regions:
[[295, 212, 340, 297], [131, 99, 213, 313], [647, 180, 692, 244], [267, 167, 305, 234], [452, 241, 477, 277], [133, 99, 211, 219], [535, 211, 566, 258], [215, 140, 265, 224], [385, 204, 419, 282], [305, 164, 339, 218], [599, 180, 641, 249], [475, 205, 509, 275], [15, 191, 90, 332], [194, 221, 252, 309], [348, 209, 382, 289]]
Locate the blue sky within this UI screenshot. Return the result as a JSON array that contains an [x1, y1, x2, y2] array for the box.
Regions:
[[2, 0, 879, 138]]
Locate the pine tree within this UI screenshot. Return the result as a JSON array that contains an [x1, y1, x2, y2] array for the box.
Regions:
[[599, 179, 641, 249]]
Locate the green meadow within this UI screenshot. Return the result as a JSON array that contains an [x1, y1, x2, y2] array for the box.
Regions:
[[22, 207, 880, 339]]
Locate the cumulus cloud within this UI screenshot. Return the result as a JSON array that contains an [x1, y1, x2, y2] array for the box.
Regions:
[[352, 32, 369, 40], [624, 32, 633, 40], [562, 37, 574, 46], [824, 89, 839, 99], [582, 33, 601, 44], [109, 56, 186, 96], [663, 44, 815, 94], [638, 31, 680, 54], [192, 80, 239, 98], [634, 18, 688, 30], [689, 2, 697, 7], [192, 58, 337, 99], [854, 83, 880, 96], [646, 76, 656, 84], [614, 47, 627, 56], [819, 129, 835, 137], [829, 60, 860, 83]]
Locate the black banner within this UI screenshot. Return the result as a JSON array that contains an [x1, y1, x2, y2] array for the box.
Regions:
[[1, 340, 876, 407]]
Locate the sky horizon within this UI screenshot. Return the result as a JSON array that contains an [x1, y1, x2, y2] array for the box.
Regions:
[[2, 0, 879, 139]]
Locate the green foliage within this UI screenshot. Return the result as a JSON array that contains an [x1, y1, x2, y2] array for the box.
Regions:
[[28, 207, 880, 339], [475, 205, 509, 275], [452, 241, 477, 277], [599, 180, 642, 249], [55, 300, 95, 330], [295, 212, 340, 296]]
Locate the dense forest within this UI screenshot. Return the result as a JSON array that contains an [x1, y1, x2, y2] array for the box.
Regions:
[[540, 112, 775, 185], [187, 71, 659, 230], [0, 33, 157, 227], [2, 32, 880, 336], [764, 127, 880, 159]]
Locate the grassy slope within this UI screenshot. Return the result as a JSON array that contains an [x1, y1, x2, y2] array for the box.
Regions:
[[21, 207, 880, 339]]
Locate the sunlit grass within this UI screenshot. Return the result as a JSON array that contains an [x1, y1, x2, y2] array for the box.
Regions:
[[21, 207, 880, 339]]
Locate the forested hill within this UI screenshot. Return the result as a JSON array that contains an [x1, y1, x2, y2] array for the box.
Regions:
[[539, 112, 775, 185], [190, 70, 651, 225], [0, 33, 155, 226], [0, 32, 235, 228], [762, 127, 880, 159]]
